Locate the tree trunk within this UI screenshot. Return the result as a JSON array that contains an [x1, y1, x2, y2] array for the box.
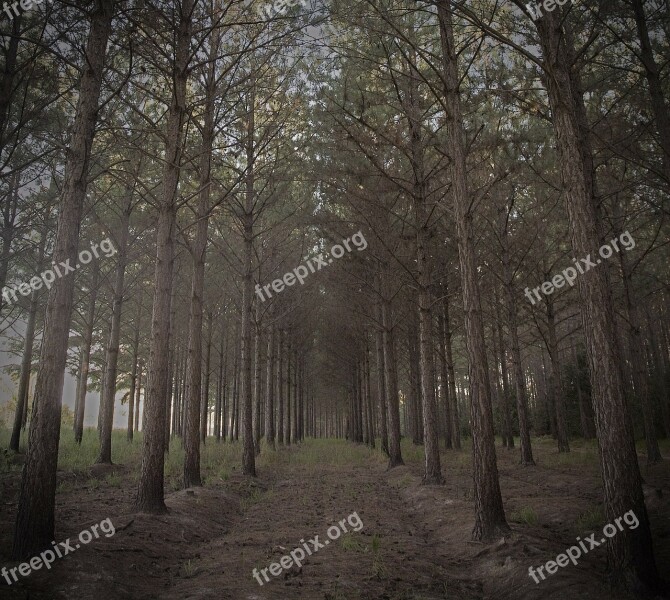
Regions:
[[442, 290, 460, 449], [183, 42, 216, 483], [502, 225, 534, 464], [545, 295, 570, 453], [12, 0, 114, 559], [630, 0, 670, 182], [265, 325, 275, 448], [134, 362, 142, 433], [127, 302, 142, 442], [98, 207, 130, 464], [9, 289, 39, 452], [240, 83, 256, 476], [619, 249, 662, 464], [375, 302, 389, 455], [534, 7, 659, 588], [201, 312, 213, 443], [382, 296, 403, 468], [437, 0, 508, 540], [277, 328, 284, 445], [136, 0, 193, 513], [253, 308, 263, 454], [494, 288, 514, 448]]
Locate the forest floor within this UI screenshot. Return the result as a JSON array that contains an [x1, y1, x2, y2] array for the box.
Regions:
[[0, 432, 669, 600]]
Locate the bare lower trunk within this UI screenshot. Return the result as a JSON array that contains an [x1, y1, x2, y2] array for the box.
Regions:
[[382, 297, 403, 468], [375, 306, 389, 455], [265, 325, 275, 448], [127, 303, 142, 442], [98, 210, 129, 464], [502, 229, 534, 464], [9, 290, 39, 452], [277, 329, 284, 445], [442, 291, 460, 449], [546, 295, 569, 453]]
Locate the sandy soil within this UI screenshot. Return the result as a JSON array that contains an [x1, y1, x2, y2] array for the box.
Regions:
[[0, 439, 669, 600]]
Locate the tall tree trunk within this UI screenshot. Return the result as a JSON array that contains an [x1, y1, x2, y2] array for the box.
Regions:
[[12, 0, 114, 558], [382, 295, 403, 467], [407, 317, 422, 444], [127, 302, 142, 442], [0, 171, 19, 313], [364, 344, 375, 448], [494, 288, 514, 448], [437, 310, 452, 450], [265, 324, 275, 448], [545, 294, 570, 453], [501, 222, 534, 464], [532, 6, 659, 588], [134, 362, 142, 433], [619, 249, 662, 464], [10, 232, 46, 451], [0, 15, 21, 160], [573, 345, 595, 439], [437, 0, 508, 540], [183, 42, 216, 484], [201, 311, 213, 443], [277, 328, 284, 445], [286, 339, 293, 444], [136, 0, 194, 513], [9, 289, 39, 452], [253, 308, 263, 454], [442, 290, 460, 449], [240, 83, 257, 476], [630, 0, 670, 182], [375, 303, 389, 455], [97, 206, 130, 464]]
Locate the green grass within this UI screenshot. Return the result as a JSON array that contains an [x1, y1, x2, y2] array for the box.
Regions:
[[509, 507, 538, 525], [575, 505, 605, 532]]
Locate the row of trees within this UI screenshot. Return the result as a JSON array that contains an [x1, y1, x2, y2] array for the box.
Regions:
[[1, 0, 667, 593]]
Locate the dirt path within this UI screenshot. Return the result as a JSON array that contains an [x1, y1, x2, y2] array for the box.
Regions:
[[2, 439, 669, 600], [160, 448, 482, 600]]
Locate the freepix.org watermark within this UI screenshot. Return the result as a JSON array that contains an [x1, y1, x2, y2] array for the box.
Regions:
[[255, 231, 367, 302], [528, 509, 639, 584], [2, 0, 44, 21], [524, 0, 576, 21], [255, 0, 308, 20], [2, 237, 117, 306], [252, 511, 364, 586], [1, 517, 116, 585], [524, 230, 635, 305]]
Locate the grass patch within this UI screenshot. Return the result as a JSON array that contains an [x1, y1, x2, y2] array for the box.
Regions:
[[575, 505, 605, 532], [509, 507, 538, 525]]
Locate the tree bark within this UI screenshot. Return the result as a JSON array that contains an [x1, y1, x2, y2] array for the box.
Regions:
[[375, 303, 389, 455], [12, 0, 114, 558], [98, 207, 130, 464], [183, 37, 216, 484], [136, 0, 194, 513], [502, 224, 534, 464], [437, 0, 508, 540], [127, 302, 142, 442], [533, 6, 660, 588], [545, 294, 570, 453], [442, 290, 460, 449], [382, 295, 403, 468], [265, 325, 275, 448], [9, 289, 39, 452]]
